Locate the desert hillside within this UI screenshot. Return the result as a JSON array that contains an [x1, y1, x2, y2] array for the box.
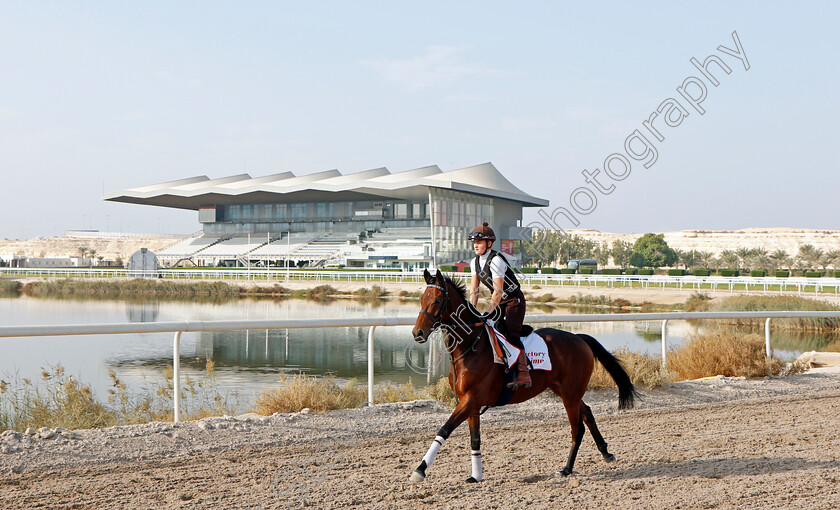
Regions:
[[565, 228, 840, 255]]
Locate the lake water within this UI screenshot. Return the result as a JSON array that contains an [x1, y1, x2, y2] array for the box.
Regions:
[[0, 295, 831, 404]]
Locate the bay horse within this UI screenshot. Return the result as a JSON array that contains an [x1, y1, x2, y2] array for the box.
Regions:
[[409, 269, 637, 482]]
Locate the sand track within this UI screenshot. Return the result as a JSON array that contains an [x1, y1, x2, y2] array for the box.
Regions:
[[2, 372, 840, 509]]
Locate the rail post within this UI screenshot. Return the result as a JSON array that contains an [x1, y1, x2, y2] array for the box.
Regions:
[[661, 319, 668, 370], [765, 317, 772, 360], [173, 331, 182, 423], [368, 326, 376, 406]]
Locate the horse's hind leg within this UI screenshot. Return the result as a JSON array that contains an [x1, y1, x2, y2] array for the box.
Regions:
[[581, 401, 615, 463]]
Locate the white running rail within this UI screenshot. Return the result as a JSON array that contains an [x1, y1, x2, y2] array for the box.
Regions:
[[2, 311, 838, 422]]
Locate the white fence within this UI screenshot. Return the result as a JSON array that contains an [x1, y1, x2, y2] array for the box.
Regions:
[[2, 311, 838, 422], [2, 267, 840, 295]]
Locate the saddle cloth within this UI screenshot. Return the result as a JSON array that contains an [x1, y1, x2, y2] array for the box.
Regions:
[[485, 320, 552, 371]]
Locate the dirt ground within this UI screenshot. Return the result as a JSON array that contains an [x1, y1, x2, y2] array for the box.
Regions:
[[2, 370, 840, 509]]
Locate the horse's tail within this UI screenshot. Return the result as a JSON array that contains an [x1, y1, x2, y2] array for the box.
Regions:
[[578, 333, 638, 410]]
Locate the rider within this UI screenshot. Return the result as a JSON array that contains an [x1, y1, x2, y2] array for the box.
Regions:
[[468, 222, 531, 389]]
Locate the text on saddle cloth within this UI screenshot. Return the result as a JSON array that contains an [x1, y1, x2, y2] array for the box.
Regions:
[[485, 320, 552, 371]]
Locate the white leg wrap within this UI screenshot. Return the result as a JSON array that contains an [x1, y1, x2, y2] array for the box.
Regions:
[[422, 435, 446, 467], [471, 450, 484, 481]]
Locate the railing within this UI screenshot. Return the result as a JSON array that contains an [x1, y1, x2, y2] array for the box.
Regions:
[[2, 311, 838, 422], [2, 267, 839, 295]]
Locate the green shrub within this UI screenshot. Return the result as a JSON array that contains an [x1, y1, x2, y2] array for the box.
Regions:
[[693, 268, 711, 277], [638, 268, 654, 275], [438, 265, 454, 272], [521, 267, 538, 274], [624, 267, 638, 275], [720, 269, 740, 277], [805, 271, 823, 278], [775, 270, 790, 278], [462, 265, 471, 273], [668, 269, 685, 276], [834, 270, 840, 278], [560, 268, 576, 274], [750, 270, 766, 277], [539, 267, 558, 274], [601, 268, 621, 275], [580, 267, 595, 274]]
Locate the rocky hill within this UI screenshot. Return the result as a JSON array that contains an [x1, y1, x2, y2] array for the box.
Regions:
[[566, 228, 840, 256]]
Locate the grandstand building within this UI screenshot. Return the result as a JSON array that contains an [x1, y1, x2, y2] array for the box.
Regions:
[[104, 163, 548, 269]]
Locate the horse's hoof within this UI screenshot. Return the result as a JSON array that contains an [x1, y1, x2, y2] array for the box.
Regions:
[[409, 471, 426, 482], [555, 468, 572, 477], [603, 453, 616, 463], [465, 476, 481, 483]]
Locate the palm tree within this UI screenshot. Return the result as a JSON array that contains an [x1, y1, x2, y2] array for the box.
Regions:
[[825, 249, 840, 270], [696, 250, 715, 269], [769, 249, 792, 271], [719, 249, 739, 270], [88, 248, 97, 268], [797, 244, 822, 271], [736, 247, 753, 271]]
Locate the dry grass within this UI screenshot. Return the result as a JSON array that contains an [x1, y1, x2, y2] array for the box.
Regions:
[[701, 295, 840, 330], [589, 348, 671, 389], [0, 361, 237, 431], [668, 330, 786, 380], [684, 291, 713, 312], [253, 374, 364, 414], [252, 375, 458, 415], [354, 286, 386, 302], [0, 279, 22, 293]]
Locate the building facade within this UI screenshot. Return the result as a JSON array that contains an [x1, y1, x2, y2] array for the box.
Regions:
[[105, 163, 548, 269]]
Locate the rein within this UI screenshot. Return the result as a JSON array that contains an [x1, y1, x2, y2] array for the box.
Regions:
[[422, 282, 484, 365]]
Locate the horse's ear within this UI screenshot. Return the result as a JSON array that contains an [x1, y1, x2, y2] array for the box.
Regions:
[[423, 268, 432, 284], [435, 268, 444, 281]]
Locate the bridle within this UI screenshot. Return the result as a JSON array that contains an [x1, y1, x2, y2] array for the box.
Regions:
[[419, 281, 483, 364], [419, 283, 449, 330]]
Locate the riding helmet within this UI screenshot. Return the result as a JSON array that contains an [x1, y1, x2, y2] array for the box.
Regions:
[[468, 222, 496, 242]]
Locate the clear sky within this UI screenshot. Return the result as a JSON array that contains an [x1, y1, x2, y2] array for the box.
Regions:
[[1, 1, 837, 239]]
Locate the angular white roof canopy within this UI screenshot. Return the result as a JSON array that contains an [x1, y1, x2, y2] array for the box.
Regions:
[[104, 162, 549, 210]]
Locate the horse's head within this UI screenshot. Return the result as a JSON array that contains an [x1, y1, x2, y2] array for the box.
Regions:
[[412, 268, 450, 343]]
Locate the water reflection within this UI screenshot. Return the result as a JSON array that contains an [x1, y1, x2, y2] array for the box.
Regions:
[[2, 294, 839, 401], [126, 302, 160, 323]]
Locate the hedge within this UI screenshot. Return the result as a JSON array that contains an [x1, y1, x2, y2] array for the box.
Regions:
[[601, 268, 621, 275], [668, 269, 685, 276], [638, 268, 654, 275], [624, 267, 639, 275], [521, 267, 538, 274], [462, 265, 471, 273], [775, 270, 790, 278], [560, 268, 576, 274], [693, 268, 711, 277], [579, 267, 595, 274], [539, 267, 558, 274], [805, 271, 823, 278], [720, 269, 740, 277], [750, 270, 766, 277], [439, 265, 457, 272], [835, 270, 840, 278]]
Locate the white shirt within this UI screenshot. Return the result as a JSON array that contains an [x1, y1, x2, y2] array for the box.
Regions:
[[470, 250, 507, 282]]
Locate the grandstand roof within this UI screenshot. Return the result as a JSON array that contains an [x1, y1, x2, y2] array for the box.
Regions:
[[104, 163, 549, 209]]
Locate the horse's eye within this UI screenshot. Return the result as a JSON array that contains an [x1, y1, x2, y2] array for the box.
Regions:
[[434, 298, 442, 304]]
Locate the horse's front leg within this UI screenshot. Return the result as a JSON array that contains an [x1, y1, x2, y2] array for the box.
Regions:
[[465, 414, 483, 483], [410, 398, 480, 482]]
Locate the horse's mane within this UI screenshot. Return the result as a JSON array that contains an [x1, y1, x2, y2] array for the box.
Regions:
[[439, 274, 481, 318]]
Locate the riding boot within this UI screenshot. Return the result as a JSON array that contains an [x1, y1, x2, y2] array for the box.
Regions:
[[514, 352, 532, 388]]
